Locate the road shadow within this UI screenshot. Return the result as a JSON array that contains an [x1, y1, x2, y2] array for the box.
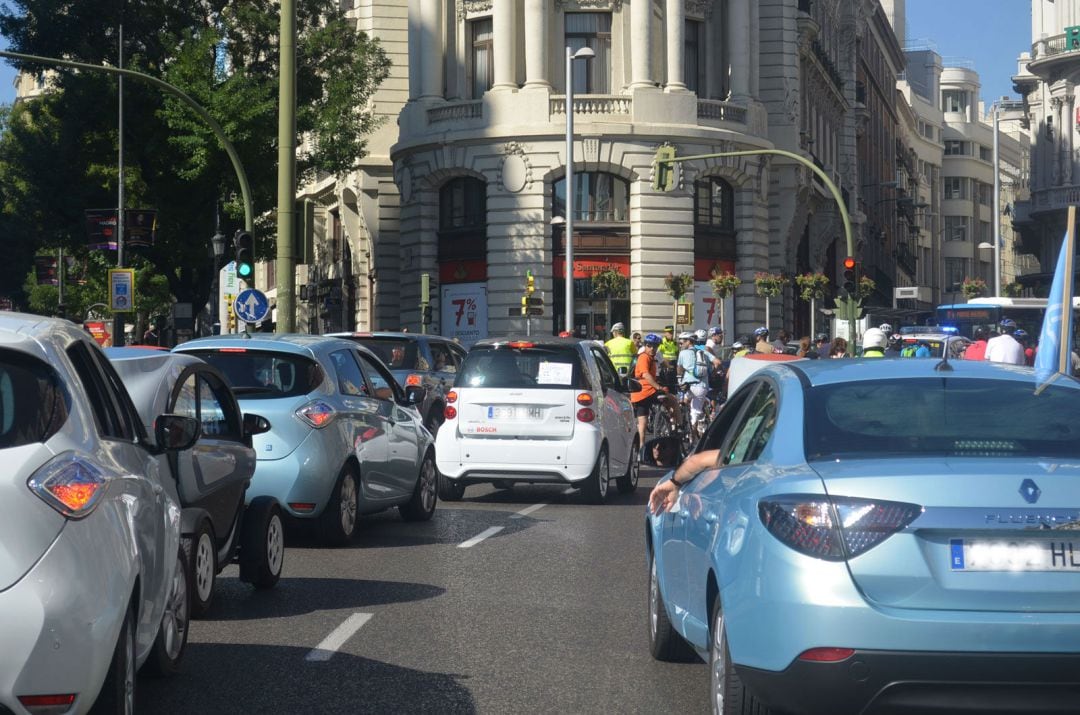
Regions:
[[457, 476, 661, 509], [199, 577, 445, 622], [138, 643, 477, 714]]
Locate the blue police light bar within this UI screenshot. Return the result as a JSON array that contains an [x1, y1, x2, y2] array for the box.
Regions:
[[940, 325, 959, 333]]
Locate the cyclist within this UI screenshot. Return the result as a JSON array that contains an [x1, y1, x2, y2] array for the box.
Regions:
[[631, 333, 680, 448], [604, 322, 636, 375], [879, 322, 894, 336], [860, 327, 887, 357], [753, 326, 772, 355], [885, 332, 905, 357], [705, 326, 725, 359], [676, 331, 710, 439]]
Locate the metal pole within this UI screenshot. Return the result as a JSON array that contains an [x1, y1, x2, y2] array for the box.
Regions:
[[564, 46, 574, 336], [57, 246, 65, 318], [113, 17, 126, 346], [992, 104, 1002, 297], [276, 0, 297, 333]]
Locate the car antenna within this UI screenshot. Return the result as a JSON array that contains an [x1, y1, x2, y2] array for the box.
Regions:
[[933, 338, 953, 372]]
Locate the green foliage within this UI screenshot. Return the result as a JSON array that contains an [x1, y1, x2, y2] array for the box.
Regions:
[[1003, 281, 1024, 298], [753, 272, 788, 298], [857, 275, 876, 300], [0, 0, 390, 311], [709, 271, 741, 299], [961, 276, 987, 300], [664, 272, 694, 301], [794, 272, 830, 302], [21, 250, 171, 321], [591, 268, 627, 300]]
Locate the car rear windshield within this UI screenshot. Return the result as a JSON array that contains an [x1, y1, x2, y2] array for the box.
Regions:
[[187, 350, 323, 399], [804, 377, 1080, 460], [0, 350, 69, 448], [457, 345, 590, 390], [346, 337, 422, 371]]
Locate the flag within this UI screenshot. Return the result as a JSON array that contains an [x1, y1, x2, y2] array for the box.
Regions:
[[1034, 206, 1076, 394]]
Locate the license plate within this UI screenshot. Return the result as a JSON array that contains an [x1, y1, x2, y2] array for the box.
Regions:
[[949, 538, 1080, 571], [487, 406, 542, 420]]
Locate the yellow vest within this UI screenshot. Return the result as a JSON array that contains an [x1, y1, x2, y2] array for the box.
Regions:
[[659, 338, 679, 362], [605, 336, 636, 371]]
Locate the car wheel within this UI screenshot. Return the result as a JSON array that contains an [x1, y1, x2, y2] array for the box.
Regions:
[[184, 519, 216, 618], [90, 601, 135, 714], [616, 437, 640, 494], [400, 451, 438, 522], [580, 446, 609, 505], [438, 474, 466, 501], [143, 546, 190, 677], [319, 464, 360, 546], [239, 496, 284, 590], [710, 597, 769, 715], [648, 550, 696, 662]]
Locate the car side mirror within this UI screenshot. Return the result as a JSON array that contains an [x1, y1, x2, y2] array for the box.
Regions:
[[404, 384, 426, 405], [155, 414, 200, 452], [243, 413, 272, 436], [623, 377, 643, 393], [642, 435, 681, 468]]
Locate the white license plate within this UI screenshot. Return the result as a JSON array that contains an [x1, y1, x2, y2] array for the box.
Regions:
[[950, 538, 1080, 571], [487, 406, 542, 420]]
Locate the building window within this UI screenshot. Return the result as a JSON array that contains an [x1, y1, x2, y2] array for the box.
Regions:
[[470, 18, 493, 99], [978, 183, 992, 206], [979, 145, 992, 162], [944, 215, 969, 241], [439, 178, 487, 262], [694, 178, 736, 259], [944, 140, 967, 156], [565, 13, 611, 94], [944, 177, 967, 200], [945, 258, 967, 290], [684, 20, 704, 93], [553, 172, 629, 223], [943, 90, 967, 114]]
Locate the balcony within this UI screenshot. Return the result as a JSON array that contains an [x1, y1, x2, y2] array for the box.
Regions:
[[1031, 184, 1080, 214], [1027, 32, 1080, 78], [895, 241, 918, 279], [697, 99, 747, 124], [427, 100, 483, 125], [550, 95, 631, 117]]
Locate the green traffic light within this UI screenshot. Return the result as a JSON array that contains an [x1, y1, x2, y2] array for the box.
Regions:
[[237, 263, 253, 277]]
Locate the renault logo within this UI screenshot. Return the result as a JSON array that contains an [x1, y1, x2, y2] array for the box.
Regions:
[[1019, 478, 1041, 504]]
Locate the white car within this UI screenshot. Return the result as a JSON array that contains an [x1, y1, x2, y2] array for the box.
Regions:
[[0, 313, 199, 714], [435, 337, 639, 503]]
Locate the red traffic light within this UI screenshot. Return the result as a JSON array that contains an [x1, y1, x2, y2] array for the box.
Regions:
[[843, 256, 856, 270]]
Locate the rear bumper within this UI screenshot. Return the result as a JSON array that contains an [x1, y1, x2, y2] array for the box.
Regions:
[[738, 650, 1080, 715], [436, 426, 602, 481], [249, 431, 344, 518]]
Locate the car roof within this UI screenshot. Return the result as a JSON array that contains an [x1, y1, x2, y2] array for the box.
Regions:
[[174, 333, 363, 356], [763, 355, 1063, 390], [472, 336, 588, 348], [0, 311, 93, 361], [106, 350, 210, 435], [325, 331, 454, 343]]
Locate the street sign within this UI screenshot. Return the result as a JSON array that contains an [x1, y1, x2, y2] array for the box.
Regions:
[[234, 288, 270, 324], [108, 268, 135, 312], [509, 306, 545, 317], [525, 297, 543, 307], [526, 307, 544, 316]]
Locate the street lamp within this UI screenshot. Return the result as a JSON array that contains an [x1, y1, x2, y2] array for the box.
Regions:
[[210, 217, 227, 335], [563, 44, 595, 336]]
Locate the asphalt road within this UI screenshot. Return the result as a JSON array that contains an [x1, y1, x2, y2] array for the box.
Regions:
[[138, 468, 710, 714]]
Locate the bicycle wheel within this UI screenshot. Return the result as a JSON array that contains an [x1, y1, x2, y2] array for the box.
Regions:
[[650, 403, 671, 437]]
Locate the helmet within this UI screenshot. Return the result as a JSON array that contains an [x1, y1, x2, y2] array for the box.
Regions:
[[815, 333, 830, 343], [677, 331, 694, 341], [643, 333, 662, 347], [663, 325, 675, 333], [889, 333, 903, 347], [879, 323, 893, 335], [709, 326, 723, 336], [611, 322, 625, 333], [753, 327, 769, 338], [693, 329, 707, 342], [732, 341, 744, 350], [862, 327, 887, 350], [1000, 318, 1016, 328], [1015, 328, 1029, 339]]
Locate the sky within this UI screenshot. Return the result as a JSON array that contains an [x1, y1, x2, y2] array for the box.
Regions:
[[0, 2, 1036, 109]]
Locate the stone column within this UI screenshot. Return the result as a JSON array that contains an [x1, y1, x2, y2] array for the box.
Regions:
[[418, 0, 444, 99], [408, 0, 422, 100], [749, 0, 760, 97], [630, 0, 655, 88], [728, 0, 751, 98], [665, 0, 686, 91], [492, 0, 517, 91], [524, 0, 551, 89], [1067, 94, 1076, 184]]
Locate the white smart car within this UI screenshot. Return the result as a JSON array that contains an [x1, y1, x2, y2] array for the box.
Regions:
[[435, 337, 639, 503], [0, 313, 199, 714]]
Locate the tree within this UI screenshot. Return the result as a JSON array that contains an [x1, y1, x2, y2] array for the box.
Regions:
[[0, 0, 390, 315], [591, 268, 627, 332]]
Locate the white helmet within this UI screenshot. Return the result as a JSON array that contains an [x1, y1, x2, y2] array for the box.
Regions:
[[678, 331, 694, 341], [862, 327, 888, 350], [611, 322, 626, 334], [878, 323, 893, 335], [693, 329, 708, 342]]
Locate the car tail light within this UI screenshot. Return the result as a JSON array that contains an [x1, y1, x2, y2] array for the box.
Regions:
[[576, 392, 593, 406], [289, 502, 316, 513], [296, 400, 337, 429], [507, 341, 535, 349], [18, 694, 77, 715], [446, 390, 458, 404], [219, 347, 248, 353], [758, 494, 921, 561], [444, 405, 458, 420], [406, 374, 422, 386], [576, 408, 595, 422], [27, 453, 109, 519], [797, 648, 854, 662]]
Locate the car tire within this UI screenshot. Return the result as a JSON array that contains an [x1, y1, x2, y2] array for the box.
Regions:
[[438, 474, 466, 501], [648, 550, 696, 663], [239, 496, 284, 590], [616, 437, 640, 494], [91, 601, 136, 714], [184, 519, 216, 618], [710, 597, 770, 715], [400, 451, 438, 522], [319, 464, 360, 546], [143, 545, 190, 677], [580, 446, 609, 505]]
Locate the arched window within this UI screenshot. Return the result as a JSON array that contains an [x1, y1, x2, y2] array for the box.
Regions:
[[694, 177, 735, 260], [439, 178, 487, 262], [552, 172, 629, 223]]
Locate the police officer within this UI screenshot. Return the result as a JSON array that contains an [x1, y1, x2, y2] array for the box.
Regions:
[[659, 325, 680, 365], [604, 322, 636, 375]]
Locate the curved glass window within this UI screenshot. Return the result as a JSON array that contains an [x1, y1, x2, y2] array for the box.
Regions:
[[552, 172, 629, 223], [439, 178, 487, 262]]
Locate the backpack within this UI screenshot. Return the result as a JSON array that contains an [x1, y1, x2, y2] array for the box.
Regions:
[[692, 348, 710, 380]]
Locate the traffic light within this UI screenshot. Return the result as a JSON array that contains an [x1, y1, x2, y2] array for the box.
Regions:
[[842, 256, 857, 295], [421, 304, 432, 325], [526, 270, 535, 294], [652, 145, 676, 192], [1068, 25, 1080, 50], [234, 230, 254, 285], [34, 256, 58, 286]]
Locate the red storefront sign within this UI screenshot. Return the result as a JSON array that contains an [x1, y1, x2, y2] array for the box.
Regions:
[[85, 321, 110, 346], [552, 255, 630, 279], [439, 260, 488, 284], [694, 258, 737, 281]]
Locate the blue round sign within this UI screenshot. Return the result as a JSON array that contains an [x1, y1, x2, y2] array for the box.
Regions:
[[233, 289, 270, 324]]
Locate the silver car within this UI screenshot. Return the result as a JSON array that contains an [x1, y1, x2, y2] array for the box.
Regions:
[[0, 313, 199, 714], [174, 335, 438, 546]]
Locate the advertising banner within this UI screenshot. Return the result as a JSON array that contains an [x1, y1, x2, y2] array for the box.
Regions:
[[85, 321, 110, 346], [694, 281, 735, 337], [85, 209, 158, 249], [109, 268, 135, 312], [441, 282, 487, 347]]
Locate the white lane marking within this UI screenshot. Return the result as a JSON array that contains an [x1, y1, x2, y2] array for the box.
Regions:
[[511, 503, 547, 519], [563, 487, 576, 495], [305, 612, 373, 662], [458, 526, 504, 548]]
